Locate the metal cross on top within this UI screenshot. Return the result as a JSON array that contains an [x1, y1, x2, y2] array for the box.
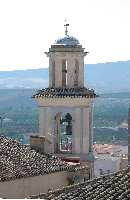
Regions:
[[64, 21, 69, 36]]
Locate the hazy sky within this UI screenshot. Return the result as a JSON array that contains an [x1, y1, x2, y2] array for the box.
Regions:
[[0, 0, 130, 71]]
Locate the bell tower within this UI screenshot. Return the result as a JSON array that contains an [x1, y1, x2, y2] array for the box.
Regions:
[[33, 23, 97, 178], [45, 23, 87, 88]]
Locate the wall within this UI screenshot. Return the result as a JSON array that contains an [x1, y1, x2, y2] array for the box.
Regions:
[[94, 155, 121, 176], [0, 171, 69, 199], [30, 135, 52, 153], [37, 99, 94, 155], [48, 51, 84, 88]]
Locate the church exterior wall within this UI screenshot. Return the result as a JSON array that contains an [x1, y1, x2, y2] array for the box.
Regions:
[[37, 97, 93, 107], [36, 30, 95, 174], [37, 99, 93, 156], [39, 106, 47, 136], [48, 51, 84, 88], [82, 107, 90, 154], [0, 171, 69, 199], [73, 108, 81, 154]]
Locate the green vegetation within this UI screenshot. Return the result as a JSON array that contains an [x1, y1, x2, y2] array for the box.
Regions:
[[93, 95, 130, 127], [0, 89, 129, 143], [93, 128, 128, 143]]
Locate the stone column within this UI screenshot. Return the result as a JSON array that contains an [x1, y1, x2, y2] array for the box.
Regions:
[[50, 111, 55, 154], [88, 103, 94, 178], [55, 113, 61, 153], [72, 108, 81, 154], [82, 107, 90, 154], [39, 106, 47, 136], [71, 109, 75, 153], [45, 107, 53, 143], [78, 56, 84, 87], [80, 106, 91, 161], [55, 58, 62, 87], [89, 103, 94, 152], [49, 57, 53, 87], [80, 107, 84, 156], [67, 57, 75, 87]]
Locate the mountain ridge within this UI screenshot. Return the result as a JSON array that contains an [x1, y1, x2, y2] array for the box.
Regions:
[[0, 60, 130, 92]]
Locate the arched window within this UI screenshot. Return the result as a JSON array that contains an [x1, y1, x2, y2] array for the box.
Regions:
[[74, 59, 79, 87], [62, 59, 67, 87], [65, 113, 72, 135], [54, 112, 72, 153]]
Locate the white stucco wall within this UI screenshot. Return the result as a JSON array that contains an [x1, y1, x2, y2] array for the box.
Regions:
[[39, 107, 47, 136], [83, 107, 90, 154], [0, 171, 69, 199], [48, 50, 85, 88], [73, 108, 81, 154]]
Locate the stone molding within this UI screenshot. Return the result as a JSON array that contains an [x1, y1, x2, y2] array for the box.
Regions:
[[36, 97, 93, 107]]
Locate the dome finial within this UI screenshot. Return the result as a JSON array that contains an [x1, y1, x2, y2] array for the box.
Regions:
[[64, 19, 69, 36]]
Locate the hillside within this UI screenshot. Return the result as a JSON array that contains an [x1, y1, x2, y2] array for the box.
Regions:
[[85, 60, 130, 92], [0, 89, 129, 144], [0, 60, 130, 92]]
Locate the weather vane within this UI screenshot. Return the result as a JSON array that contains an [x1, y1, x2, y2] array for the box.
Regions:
[[64, 19, 69, 36]]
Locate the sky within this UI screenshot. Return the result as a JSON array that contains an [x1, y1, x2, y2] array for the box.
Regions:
[[0, 0, 130, 71]]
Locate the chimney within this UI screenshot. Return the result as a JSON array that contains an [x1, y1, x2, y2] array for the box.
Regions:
[[128, 108, 130, 166]]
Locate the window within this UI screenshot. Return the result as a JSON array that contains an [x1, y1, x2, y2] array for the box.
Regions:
[[62, 59, 67, 87]]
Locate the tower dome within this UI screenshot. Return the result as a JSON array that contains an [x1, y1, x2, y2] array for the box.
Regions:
[[55, 35, 80, 46], [45, 22, 88, 88], [55, 22, 80, 46]]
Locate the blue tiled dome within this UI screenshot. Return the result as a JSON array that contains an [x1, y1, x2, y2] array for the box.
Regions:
[[55, 36, 80, 46]]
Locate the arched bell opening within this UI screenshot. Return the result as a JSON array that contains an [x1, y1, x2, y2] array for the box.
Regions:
[[54, 112, 72, 153], [62, 59, 67, 87]]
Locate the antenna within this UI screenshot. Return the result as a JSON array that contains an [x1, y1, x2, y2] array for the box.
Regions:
[[64, 19, 69, 36]]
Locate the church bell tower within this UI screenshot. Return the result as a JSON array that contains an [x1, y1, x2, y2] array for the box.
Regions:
[[45, 23, 87, 89], [33, 23, 96, 177]]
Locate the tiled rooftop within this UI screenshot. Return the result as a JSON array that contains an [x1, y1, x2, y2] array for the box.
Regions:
[[32, 87, 97, 99], [32, 167, 130, 199], [0, 136, 80, 182]]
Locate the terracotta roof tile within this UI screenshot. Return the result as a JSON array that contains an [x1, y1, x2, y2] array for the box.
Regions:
[[33, 167, 130, 199], [32, 87, 97, 99], [0, 136, 79, 182]]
